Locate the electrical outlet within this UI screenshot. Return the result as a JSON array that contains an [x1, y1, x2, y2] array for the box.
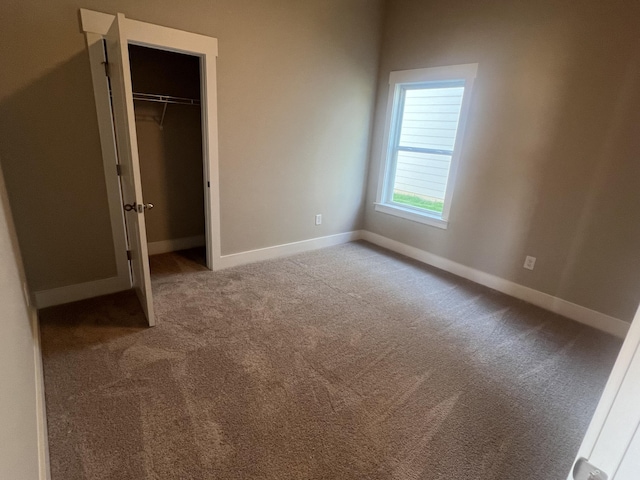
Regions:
[[523, 256, 536, 270], [315, 214, 322, 225]]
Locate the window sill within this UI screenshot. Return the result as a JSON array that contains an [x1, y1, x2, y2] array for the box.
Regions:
[[374, 202, 449, 230]]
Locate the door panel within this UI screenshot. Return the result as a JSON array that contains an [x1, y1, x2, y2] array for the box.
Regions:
[[568, 305, 640, 479], [589, 341, 640, 475], [613, 426, 640, 479], [104, 13, 155, 326]]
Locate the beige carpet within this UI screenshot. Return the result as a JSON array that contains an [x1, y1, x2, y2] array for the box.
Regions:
[[40, 241, 621, 480]]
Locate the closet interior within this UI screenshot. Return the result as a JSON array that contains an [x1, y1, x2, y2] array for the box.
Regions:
[[128, 44, 207, 272]]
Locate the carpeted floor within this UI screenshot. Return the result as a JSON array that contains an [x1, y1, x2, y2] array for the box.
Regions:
[[40, 241, 622, 480]]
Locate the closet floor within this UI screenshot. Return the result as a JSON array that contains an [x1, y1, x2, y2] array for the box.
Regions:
[[149, 247, 208, 278]]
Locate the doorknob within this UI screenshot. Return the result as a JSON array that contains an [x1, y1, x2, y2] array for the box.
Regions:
[[137, 203, 154, 213], [573, 458, 608, 480], [124, 203, 154, 213]]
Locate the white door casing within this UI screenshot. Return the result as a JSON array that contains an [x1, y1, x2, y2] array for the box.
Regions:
[[122, 15, 221, 270], [81, 9, 221, 324], [104, 13, 156, 326], [568, 304, 640, 479]]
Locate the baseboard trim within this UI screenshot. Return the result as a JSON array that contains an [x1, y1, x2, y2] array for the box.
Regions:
[[33, 276, 130, 309], [147, 235, 206, 256], [32, 310, 51, 480], [360, 231, 630, 338], [216, 230, 363, 270], [32, 232, 362, 307], [32, 230, 627, 338]]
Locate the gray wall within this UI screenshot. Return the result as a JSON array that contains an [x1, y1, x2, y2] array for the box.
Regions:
[[0, 0, 384, 291], [130, 45, 205, 244], [0, 163, 41, 480], [135, 102, 206, 244], [365, 0, 640, 321]]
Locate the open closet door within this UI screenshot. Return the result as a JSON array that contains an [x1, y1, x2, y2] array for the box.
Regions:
[[105, 13, 155, 326]]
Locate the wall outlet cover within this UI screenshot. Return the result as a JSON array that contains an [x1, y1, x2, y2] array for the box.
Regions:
[[524, 255, 536, 270]]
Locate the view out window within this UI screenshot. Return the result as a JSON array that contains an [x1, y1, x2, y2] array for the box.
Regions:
[[375, 64, 477, 229]]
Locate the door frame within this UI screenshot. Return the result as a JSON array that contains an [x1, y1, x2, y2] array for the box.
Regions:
[[80, 8, 221, 285]]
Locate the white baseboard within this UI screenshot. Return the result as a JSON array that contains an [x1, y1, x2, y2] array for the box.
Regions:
[[147, 235, 206, 256], [31, 232, 361, 308], [360, 231, 630, 338], [216, 230, 363, 270], [31, 229, 628, 338], [32, 310, 51, 480], [33, 276, 130, 309]]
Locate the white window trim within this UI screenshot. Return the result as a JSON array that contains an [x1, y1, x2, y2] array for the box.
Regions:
[[374, 63, 478, 229]]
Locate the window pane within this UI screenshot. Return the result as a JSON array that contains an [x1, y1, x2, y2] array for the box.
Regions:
[[391, 84, 464, 214], [392, 151, 452, 213], [398, 86, 464, 151]]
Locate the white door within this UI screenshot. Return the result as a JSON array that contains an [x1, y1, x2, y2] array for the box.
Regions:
[[568, 304, 640, 479], [104, 13, 155, 326]]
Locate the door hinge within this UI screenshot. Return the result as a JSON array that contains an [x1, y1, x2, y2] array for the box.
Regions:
[[116, 164, 122, 176], [573, 458, 608, 480], [102, 61, 110, 77], [126, 250, 132, 261]]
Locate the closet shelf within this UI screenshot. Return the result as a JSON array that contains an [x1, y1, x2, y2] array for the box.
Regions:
[[132, 92, 200, 128]]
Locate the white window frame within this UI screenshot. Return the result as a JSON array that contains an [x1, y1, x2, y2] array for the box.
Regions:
[[374, 63, 478, 229]]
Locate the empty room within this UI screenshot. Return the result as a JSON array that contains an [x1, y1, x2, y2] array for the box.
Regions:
[[1, 0, 639, 479]]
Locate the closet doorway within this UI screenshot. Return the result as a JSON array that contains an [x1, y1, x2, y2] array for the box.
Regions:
[[81, 10, 221, 326], [129, 45, 208, 272]]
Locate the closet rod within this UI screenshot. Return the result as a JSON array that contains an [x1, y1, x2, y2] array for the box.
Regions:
[[132, 92, 201, 106]]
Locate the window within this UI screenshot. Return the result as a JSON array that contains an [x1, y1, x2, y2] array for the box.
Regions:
[[375, 64, 477, 229]]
